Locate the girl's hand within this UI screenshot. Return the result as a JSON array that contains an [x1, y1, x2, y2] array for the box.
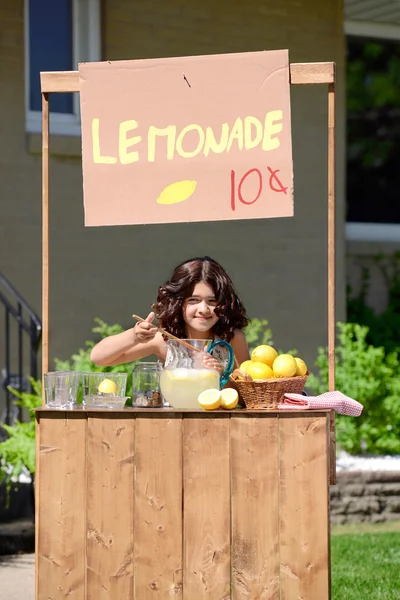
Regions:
[[133, 312, 158, 343], [202, 352, 224, 376]]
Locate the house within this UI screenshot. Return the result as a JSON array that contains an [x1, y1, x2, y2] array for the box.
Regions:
[[1, 0, 397, 414]]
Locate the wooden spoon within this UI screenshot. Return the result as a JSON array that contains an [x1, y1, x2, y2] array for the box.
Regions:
[[132, 314, 201, 353]]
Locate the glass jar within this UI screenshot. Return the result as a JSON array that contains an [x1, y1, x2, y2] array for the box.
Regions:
[[132, 362, 163, 408]]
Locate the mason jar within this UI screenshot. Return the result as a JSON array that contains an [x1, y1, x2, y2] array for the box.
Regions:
[[132, 362, 163, 408]]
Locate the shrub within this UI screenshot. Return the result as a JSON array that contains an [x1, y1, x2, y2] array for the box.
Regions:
[[0, 378, 42, 501], [308, 322, 400, 455], [244, 318, 273, 351]]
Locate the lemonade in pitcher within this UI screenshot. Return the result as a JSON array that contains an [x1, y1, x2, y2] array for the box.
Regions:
[[160, 338, 233, 409], [160, 367, 219, 409]]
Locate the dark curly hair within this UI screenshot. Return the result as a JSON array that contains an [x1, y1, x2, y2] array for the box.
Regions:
[[153, 256, 249, 342]]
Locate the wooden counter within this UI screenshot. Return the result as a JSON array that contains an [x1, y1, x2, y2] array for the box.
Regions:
[[35, 408, 331, 599]]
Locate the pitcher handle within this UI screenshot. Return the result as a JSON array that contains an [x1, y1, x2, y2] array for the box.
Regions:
[[206, 340, 235, 387]]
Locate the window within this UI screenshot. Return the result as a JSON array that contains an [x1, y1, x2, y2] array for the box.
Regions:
[[25, 0, 101, 136], [345, 22, 400, 242]]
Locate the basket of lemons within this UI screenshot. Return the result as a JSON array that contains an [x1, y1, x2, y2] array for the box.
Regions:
[[229, 345, 309, 409]]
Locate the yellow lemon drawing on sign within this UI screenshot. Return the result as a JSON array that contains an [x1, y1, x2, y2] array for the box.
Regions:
[[156, 180, 197, 205]]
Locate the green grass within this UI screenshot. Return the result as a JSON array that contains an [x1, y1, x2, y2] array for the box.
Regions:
[[331, 522, 400, 599]]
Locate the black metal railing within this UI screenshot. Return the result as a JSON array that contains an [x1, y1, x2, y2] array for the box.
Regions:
[[0, 271, 42, 425]]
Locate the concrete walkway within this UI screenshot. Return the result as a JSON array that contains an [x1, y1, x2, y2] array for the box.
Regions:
[[0, 553, 34, 600]]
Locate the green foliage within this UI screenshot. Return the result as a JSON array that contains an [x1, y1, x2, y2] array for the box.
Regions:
[[347, 40, 400, 169], [309, 322, 400, 455], [0, 378, 42, 501], [244, 318, 273, 352], [244, 318, 297, 356]]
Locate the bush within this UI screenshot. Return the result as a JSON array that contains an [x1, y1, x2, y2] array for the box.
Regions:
[[244, 318, 297, 356], [0, 378, 42, 501], [244, 318, 273, 353], [308, 322, 400, 455]]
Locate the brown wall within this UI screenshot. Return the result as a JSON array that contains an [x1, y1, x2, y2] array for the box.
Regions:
[[0, 1, 346, 388]]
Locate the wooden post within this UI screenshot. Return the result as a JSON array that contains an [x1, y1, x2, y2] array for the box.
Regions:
[[41, 92, 49, 405], [328, 79, 335, 391], [328, 78, 336, 484]]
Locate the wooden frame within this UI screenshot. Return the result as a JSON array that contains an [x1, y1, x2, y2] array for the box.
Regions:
[[37, 60, 336, 600], [40, 61, 336, 384], [40, 61, 337, 481]]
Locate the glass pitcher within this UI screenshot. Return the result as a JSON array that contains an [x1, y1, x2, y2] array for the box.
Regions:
[[159, 339, 234, 409]]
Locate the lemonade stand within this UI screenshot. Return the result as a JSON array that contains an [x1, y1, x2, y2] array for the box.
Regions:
[[36, 52, 336, 599]]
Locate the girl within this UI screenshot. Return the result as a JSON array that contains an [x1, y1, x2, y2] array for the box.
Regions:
[[90, 256, 250, 372]]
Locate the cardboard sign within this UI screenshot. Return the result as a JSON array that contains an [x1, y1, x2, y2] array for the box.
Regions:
[[79, 50, 293, 227]]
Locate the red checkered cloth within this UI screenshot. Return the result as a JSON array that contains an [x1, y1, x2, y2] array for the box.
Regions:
[[278, 390, 363, 417]]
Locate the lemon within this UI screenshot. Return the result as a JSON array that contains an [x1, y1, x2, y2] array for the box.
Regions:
[[273, 354, 297, 378], [239, 360, 252, 373], [98, 378, 118, 394], [220, 388, 239, 410], [295, 357, 308, 376], [197, 389, 221, 410], [251, 345, 278, 368], [246, 362, 274, 380]]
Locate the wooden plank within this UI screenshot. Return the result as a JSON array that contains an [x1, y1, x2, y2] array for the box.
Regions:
[[231, 415, 280, 599], [41, 71, 79, 92], [329, 411, 336, 485], [279, 414, 330, 599], [36, 414, 86, 600], [35, 407, 331, 416], [41, 92, 49, 387], [290, 62, 335, 84], [134, 415, 183, 598], [86, 415, 135, 600], [183, 415, 231, 599], [40, 62, 335, 94], [328, 78, 337, 486], [327, 81, 336, 393]]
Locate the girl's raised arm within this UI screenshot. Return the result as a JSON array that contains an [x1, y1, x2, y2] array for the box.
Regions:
[[90, 312, 164, 366]]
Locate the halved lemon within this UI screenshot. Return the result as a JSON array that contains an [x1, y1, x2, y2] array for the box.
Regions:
[[220, 388, 239, 410], [98, 378, 118, 394], [197, 389, 221, 410]]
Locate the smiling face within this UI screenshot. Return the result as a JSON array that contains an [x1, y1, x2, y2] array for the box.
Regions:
[[183, 281, 219, 339]]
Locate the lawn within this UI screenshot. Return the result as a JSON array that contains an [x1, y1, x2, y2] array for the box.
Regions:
[[331, 521, 400, 599]]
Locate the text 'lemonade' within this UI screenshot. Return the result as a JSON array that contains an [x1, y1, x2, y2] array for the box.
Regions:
[[160, 368, 219, 409]]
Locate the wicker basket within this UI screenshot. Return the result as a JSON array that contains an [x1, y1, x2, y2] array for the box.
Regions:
[[229, 368, 309, 409]]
